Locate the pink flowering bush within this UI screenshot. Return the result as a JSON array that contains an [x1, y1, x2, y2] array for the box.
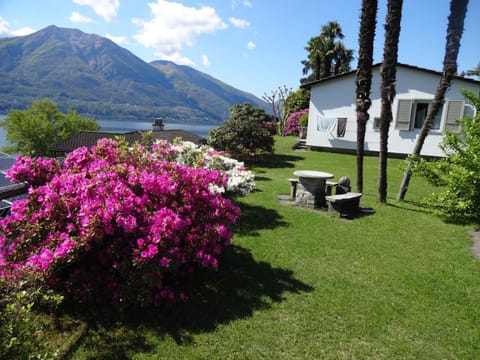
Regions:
[[284, 109, 309, 136], [0, 138, 240, 307], [7, 155, 60, 186]]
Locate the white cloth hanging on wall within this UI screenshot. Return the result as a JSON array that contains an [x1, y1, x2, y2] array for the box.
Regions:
[[316, 116, 337, 133]]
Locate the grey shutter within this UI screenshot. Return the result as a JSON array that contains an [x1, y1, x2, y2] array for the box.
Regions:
[[395, 99, 412, 130], [444, 100, 464, 133]]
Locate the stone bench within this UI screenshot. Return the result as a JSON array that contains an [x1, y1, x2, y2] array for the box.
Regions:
[[325, 181, 338, 196], [325, 192, 362, 215], [288, 178, 299, 199]]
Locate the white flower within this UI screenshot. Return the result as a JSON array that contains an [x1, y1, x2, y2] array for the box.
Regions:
[[155, 139, 255, 196]]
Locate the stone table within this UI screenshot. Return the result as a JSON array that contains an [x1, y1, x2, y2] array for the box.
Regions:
[[293, 170, 334, 209]]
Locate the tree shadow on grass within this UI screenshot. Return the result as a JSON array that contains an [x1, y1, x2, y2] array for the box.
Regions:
[[73, 245, 313, 358], [155, 245, 313, 342], [251, 175, 271, 182], [234, 201, 289, 236], [386, 199, 431, 214], [248, 153, 304, 169]]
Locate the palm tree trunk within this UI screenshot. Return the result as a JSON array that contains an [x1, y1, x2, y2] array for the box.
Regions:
[[378, 0, 403, 203], [356, 0, 378, 193], [397, 0, 469, 200]]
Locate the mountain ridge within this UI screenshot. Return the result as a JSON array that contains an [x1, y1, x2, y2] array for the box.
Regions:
[[0, 25, 268, 123]]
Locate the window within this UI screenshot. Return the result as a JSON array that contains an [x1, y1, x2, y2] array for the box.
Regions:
[[373, 117, 380, 130], [336, 118, 347, 137], [412, 102, 442, 130], [395, 99, 464, 133]]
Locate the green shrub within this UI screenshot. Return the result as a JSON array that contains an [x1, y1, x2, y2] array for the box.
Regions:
[[0, 278, 62, 359], [299, 113, 309, 127], [410, 90, 480, 224], [208, 103, 276, 160]]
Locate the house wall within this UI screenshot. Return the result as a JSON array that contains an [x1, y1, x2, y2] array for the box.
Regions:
[[306, 66, 480, 157]]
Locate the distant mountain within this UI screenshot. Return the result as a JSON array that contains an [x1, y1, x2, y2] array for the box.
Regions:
[[150, 60, 269, 122], [0, 25, 268, 123]]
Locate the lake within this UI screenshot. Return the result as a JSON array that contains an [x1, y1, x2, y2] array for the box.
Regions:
[[0, 115, 218, 151]]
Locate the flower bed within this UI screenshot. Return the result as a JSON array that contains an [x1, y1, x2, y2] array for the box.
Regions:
[[0, 139, 245, 307]]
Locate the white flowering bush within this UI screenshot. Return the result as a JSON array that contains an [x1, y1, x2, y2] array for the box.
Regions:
[[170, 140, 255, 196]]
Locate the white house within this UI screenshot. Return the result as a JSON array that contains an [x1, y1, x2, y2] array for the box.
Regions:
[[302, 63, 480, 157]]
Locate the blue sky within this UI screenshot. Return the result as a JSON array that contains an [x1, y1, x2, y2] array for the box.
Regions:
[[0, 0, 479, 98]]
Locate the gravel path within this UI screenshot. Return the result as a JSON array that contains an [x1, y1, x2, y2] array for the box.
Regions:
[[469, 229, 480, 260]]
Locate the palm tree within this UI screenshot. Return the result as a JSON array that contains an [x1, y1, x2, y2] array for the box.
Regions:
[[318, 21, 344, 78], [397, 0, 469, 200], [355, 0, 378, 193], [378, 0, 403, 203], [302, 36, 323, 82], [301, 21, 354, 84], [333, 43, 355, 76], [466, 62, 480, 78]]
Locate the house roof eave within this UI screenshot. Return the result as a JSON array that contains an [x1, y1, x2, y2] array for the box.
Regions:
[[300, 62, 480, 90], [48, 129, 205, 154]]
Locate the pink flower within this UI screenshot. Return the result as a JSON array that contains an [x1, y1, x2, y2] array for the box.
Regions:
[[54, 236, 76, 258], [141, 244, 158, 259], [26, 248, 54, 271], [159, 257, 170, 267], [0, 138, 241, 307], [116, 214, 137, 234]]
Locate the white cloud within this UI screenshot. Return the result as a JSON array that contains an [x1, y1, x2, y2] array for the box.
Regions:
[[0, 17, 10, 35], [11, 27, 35, 36], [69, 12, 94, 24], [73, 0, 119, 22], [228, 17, 250, 29], [105, 33, 128, 45], [166, 54, 196, 67], [0, 18, 10, 36], [133, 0, 227, 66], [247, 41, 256, 50], [231, 0, 253, 8], [201, 54, 211, 67], [0, 17, 35, 37]]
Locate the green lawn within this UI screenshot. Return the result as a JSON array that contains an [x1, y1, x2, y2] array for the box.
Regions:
[[69, 136, 480, 359]]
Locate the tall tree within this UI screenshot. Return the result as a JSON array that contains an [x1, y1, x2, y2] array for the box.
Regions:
[[284, 88, 311, 117], [466, 62, 480, 78], [333, 43, 355, 75], [262, 85, 292, 136], [355, 0, 378, 193], [397, 0, 469, 200], [301, 21, 354, 84], [0, 99, 99, 156], [378, 0, 403, 203]]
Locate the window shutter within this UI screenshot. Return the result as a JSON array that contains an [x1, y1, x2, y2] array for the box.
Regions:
[[395, 99, 412, 130], [444, 100, 464, 133]]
